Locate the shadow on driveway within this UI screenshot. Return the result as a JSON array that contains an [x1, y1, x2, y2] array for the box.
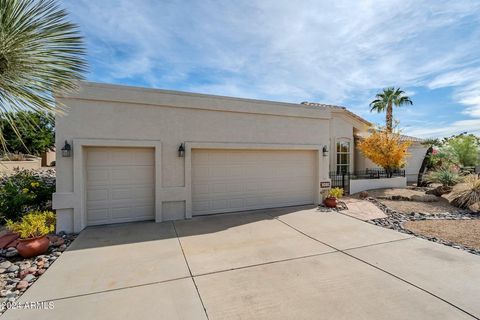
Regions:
[[68, 204, 318, 251]]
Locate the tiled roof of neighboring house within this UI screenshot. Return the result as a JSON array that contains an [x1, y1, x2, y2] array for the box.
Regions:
[[355, 131, 425, 143], [300, 101, 372, 126], [399, 134, 425, 142]]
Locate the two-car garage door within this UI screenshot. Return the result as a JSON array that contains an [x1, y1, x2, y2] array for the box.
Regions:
[[85, 147, 316, 225], [192, 149, 315, 215]]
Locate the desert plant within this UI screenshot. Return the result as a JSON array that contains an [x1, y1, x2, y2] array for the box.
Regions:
[[451, 175, 480, 209], [428, 147, 459, 169], [442, 134, 479, 167], [0, 0, 86, 151], [0, 169, 55, 220], [357, 126, 411, 176], [328, 187, 344, 199], [425, 169, 462, 187], [6, 210, 55, 239], [369, 87, 413, 132]]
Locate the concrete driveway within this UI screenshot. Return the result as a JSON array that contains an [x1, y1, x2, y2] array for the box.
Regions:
[[4, 206, 480, 319]]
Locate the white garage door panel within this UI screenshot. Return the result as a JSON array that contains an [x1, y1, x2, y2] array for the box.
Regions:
[[192, 149, 315, 215], [86, 147, 155, 226]]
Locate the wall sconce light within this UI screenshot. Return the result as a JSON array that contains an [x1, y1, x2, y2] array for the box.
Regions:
[[322, 145, 328, 157], [61, 140, 72, 157], [178, 143, 185, 157]]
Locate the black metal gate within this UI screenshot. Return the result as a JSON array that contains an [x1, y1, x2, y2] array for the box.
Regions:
[[329, 169, 406, 195], [329, 171, 350, 194]]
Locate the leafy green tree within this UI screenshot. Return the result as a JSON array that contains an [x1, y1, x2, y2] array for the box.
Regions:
[[0, 0, 86, 150], [369, 88, 413, 132], [0, 111, 54, 155], [443, 133, 479, 167]]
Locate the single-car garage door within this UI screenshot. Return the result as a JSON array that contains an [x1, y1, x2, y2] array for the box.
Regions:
[[192, 149, 315, 215], [86, 147, 155, 226]]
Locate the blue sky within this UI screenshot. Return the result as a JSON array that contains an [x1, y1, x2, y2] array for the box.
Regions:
[[62, 0, 480, 138]]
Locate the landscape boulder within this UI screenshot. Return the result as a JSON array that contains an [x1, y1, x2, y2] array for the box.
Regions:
[[468, 202, 480, 213], [410, 194, 439, 202], [426, 185, 453, 197]]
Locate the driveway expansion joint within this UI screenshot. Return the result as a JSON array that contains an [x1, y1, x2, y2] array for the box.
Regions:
[[342, 236, 415, 251], [172, 221, 210, 320], [268, 212, 480, 320], [21, 275, 193, 304], [192, 250, 338, 278]]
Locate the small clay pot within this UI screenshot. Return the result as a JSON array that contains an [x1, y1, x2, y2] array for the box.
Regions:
[[324, 197, 338, 208], [16, 235, 50, 258]]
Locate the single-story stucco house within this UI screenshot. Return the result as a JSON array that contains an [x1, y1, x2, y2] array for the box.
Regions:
[[53, 82, 427, 232]]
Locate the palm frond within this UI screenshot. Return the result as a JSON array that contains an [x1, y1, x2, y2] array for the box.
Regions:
[[369, 87, 413, 113], [0, 0, 86, 153]]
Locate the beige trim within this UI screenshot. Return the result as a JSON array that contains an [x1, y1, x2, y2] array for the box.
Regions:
[[54, 139, 327, 232], [332, 137, 354, 173], [70, 139, 162, 232]]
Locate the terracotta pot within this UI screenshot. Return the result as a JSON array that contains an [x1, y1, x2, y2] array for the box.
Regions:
[[16, 235, 50, 258], [324, 197, 338, 208]]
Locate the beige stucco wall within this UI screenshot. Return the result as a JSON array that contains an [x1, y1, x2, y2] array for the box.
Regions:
[[350, 177, 407, 194], [405, 144, 429, 182], [329, 113, 368, 174], [54, 82, 332, 232]]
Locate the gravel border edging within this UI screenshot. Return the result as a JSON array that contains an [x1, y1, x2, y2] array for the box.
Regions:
[[365, 198, 480, 256], [0, 232, 77, 314]]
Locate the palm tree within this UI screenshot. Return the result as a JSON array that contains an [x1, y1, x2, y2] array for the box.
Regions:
[[369, 87, 412, 132], [0, 0, 86, 151]]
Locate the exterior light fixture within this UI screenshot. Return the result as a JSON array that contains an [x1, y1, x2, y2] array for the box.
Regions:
[[322, 145, 328, 157], [61, 140, 72, 157], [178, 143, 185, 157]]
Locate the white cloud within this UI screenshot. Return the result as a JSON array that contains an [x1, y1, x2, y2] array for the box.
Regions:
[[63, 0, 480, 136], [407, 118, 480, 138], [427, 67, 480, 122], [428, 68, 480, 89]]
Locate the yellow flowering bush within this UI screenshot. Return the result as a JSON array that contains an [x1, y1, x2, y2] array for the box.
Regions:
[[358, 127, 411, 175], [6, 210, 55, 239], [328, 187, 344, 199]]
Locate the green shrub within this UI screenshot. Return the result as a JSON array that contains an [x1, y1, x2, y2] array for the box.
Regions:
[[451, 175, 480, 209], [425, 169, 462, 187], [6, 210, 55, 239], [0, 111, 55, 156], [328, 187, 344, 198], [0, 169, 55, 221]]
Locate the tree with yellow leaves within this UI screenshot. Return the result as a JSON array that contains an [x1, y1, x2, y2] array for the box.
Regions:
[[358, 127, 411, 177]]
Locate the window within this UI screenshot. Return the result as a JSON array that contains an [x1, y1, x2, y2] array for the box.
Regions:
[[336, 140, 350, 173]]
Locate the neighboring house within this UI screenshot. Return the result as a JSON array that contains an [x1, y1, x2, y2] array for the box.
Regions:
[[53, 82, 426, 232]]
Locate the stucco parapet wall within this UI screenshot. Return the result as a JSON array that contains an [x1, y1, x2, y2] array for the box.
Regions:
[[56, 82, 331, 120]]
